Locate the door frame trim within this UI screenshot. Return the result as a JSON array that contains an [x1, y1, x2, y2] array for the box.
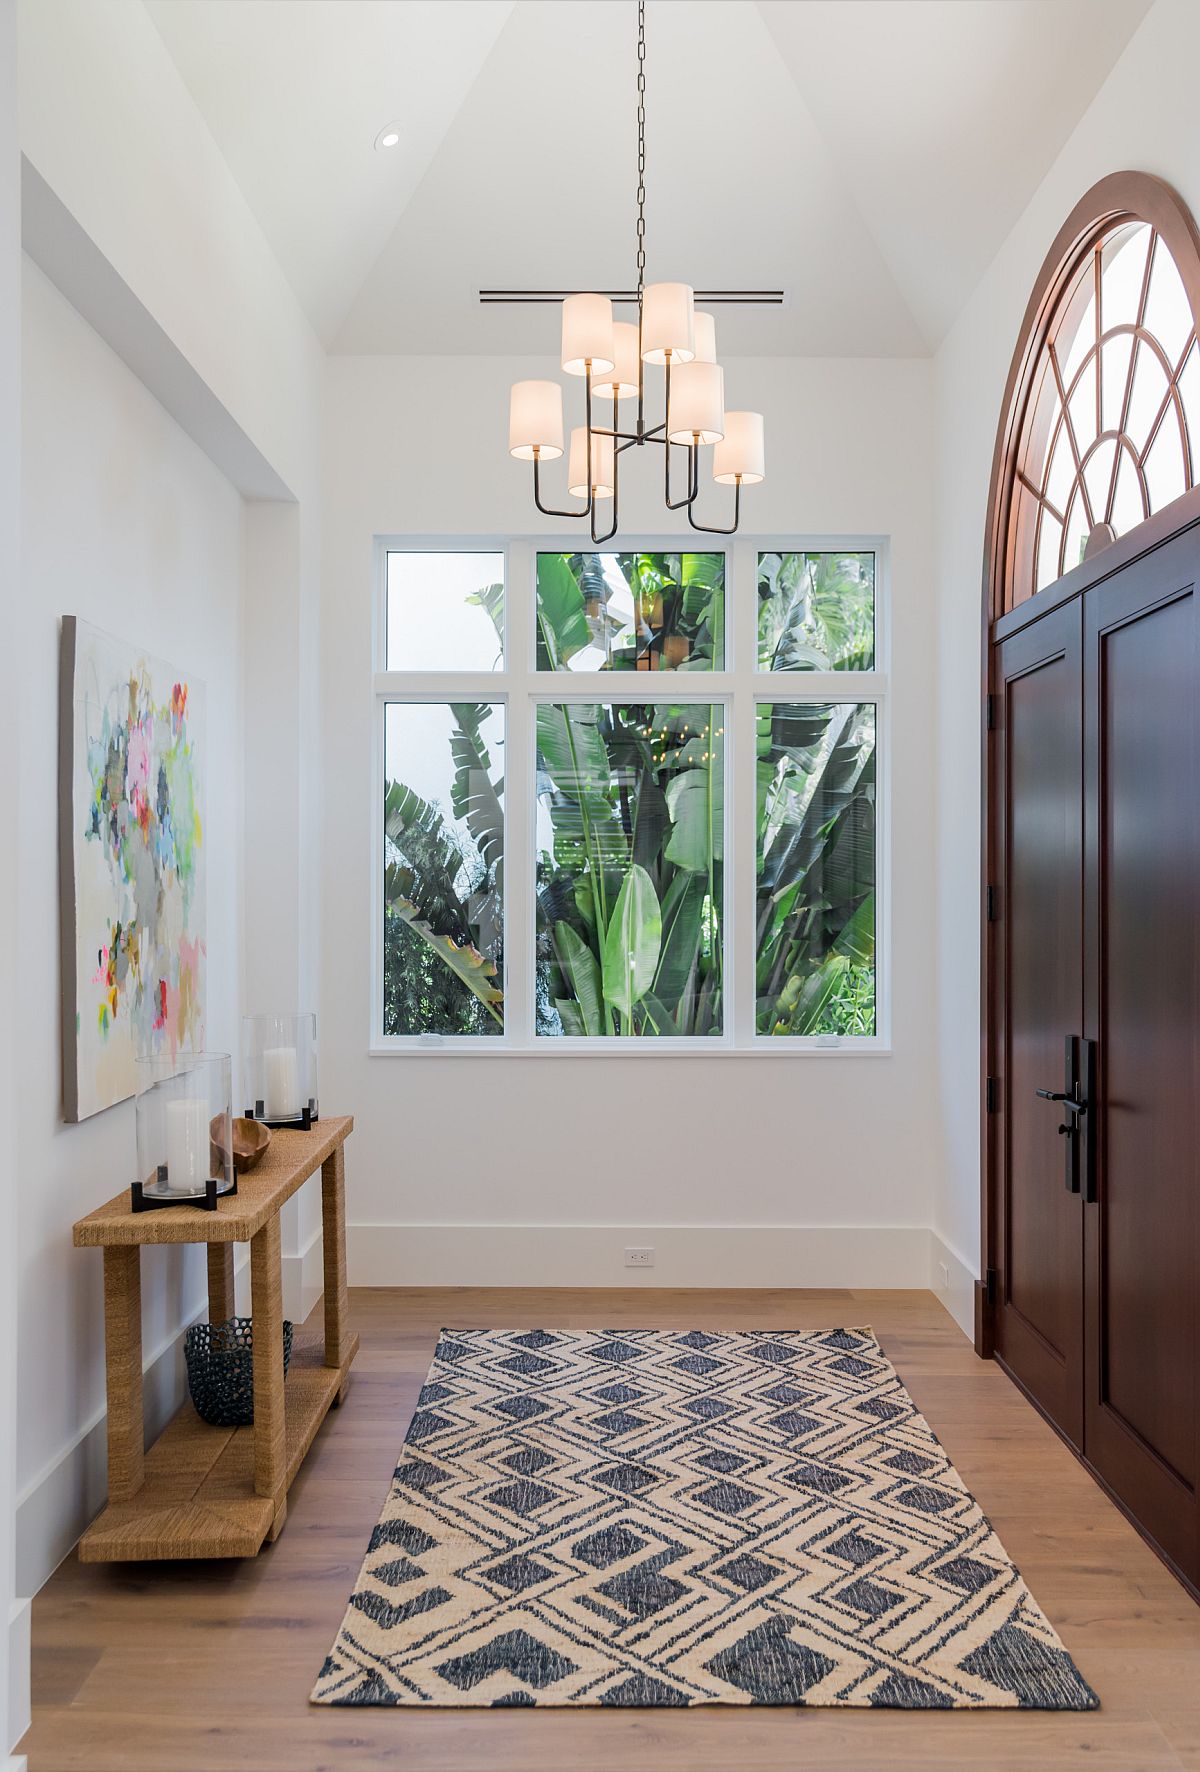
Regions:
[[978, 170, 1200, 1355]]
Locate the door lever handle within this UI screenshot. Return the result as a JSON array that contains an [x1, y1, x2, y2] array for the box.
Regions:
[[1036, 1088, 1086, 1114]]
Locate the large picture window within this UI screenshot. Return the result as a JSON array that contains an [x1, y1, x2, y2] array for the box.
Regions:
[[373, 540, 886, 1050]]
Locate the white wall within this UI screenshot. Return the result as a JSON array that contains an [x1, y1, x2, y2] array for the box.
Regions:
[[932, 0, 1200, 1277], [15, 261, 245, 1592], [322, 352, 944, 1290], [12, 0, 325, 1623], [1, 0, 25, 1752]]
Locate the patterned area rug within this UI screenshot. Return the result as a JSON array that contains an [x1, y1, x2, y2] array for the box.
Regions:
[[312, 1327, 1098, 1710]]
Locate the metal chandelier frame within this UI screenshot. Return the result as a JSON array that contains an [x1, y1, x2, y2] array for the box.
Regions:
[[521, 0, 756, 544]]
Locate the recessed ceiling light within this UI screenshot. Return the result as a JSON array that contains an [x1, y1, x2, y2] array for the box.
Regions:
[[375, 124, 402, 151]]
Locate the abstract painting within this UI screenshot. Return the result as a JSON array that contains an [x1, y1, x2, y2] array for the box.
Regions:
[[59, 617, 207, 1121]]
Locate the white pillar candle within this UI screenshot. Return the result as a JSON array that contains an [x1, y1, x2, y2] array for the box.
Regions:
[[264, 1045, 301, 1118], [165, 1097, 209, 1192]]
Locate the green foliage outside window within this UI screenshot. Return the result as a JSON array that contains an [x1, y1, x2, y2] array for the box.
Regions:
[[537, 551, 724, 671], [756, 702, 876, 1036], [757, 551, 874, 671], [536, 702, 723, 1036]]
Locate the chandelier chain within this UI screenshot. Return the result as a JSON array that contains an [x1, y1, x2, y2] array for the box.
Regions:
[[636, 0, 646, 296]]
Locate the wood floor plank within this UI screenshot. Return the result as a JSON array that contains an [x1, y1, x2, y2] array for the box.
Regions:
[[19, 1285, 1200, 1771]]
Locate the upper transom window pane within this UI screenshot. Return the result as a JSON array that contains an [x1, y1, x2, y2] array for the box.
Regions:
[[757, 552, 876, 672], [385, 551, 504, 671], [1006, 219, 1200, 608], [536, 551, 725, 671]]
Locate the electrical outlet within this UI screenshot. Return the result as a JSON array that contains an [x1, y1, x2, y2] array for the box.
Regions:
[[625, 1246, 655, 1268], [938, 1260, 950, 1291]]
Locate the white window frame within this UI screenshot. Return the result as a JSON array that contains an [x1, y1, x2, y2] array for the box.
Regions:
[[370, 533, 890, 1056]]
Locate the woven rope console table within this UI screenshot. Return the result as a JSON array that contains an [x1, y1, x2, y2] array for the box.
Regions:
[[72, 1116, 358, 1562]]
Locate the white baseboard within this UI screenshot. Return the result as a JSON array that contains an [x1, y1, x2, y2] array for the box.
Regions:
[[283, 1223, 324, 1326], [928, 1231, 978, 1341], [16, 1253, 251, 1599], [348, 1223, 937, 1292], [7, 1596, 30, 1759]]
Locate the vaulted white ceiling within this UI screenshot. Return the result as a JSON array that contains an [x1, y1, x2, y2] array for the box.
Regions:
[[145, 0, 1149, 357]]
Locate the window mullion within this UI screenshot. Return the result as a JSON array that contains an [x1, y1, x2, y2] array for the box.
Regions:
[[504, 540, 534, 1045]]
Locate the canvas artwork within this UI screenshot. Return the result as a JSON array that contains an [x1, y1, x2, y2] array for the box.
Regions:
[[59, 617, 207, 1122]]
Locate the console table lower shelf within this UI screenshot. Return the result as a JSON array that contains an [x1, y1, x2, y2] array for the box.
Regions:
[[79, 1320, 358, 1562], [73, 1115, 357, 1563]]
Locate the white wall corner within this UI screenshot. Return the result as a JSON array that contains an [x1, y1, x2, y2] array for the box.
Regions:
[[5, 1601, 29, 1756], [928, 1230, 977, 1342]]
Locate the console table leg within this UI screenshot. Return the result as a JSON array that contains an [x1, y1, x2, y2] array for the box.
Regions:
[[321, 1143, 350, 1371], [250, 1214, 286, 1508], [103, 1246, 144, 1502], [207, 1243, 236, 1324]]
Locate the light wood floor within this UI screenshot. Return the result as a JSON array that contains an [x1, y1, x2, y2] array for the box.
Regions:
[[20, 1287, 1200, 1771]]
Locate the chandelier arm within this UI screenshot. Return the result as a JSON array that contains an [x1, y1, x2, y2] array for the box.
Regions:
[[665, 433, 700, 511], [662, 357, 699, 509], [532, 450, 590, 520], [685, 475, 742, 536], [590, 429, 620, 546]]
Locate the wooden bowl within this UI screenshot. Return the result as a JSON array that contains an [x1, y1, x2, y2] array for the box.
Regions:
[[210, 1115, 272, 1176]]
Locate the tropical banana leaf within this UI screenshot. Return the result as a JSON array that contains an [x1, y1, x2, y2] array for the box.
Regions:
[[652, 870, 706, 1014], [536, 553, 591, 668], [449, 703, 504, 891], [832, 891, 875, 965], [553, 920, 604, 1036], [385, 895, 503, 1025], [536, 703, 613, 808], [601, 863, 661, 1020], [664, 764, 724, 872]]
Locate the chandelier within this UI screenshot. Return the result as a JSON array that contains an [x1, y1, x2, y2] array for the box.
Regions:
[[506, 0, 765, 543]]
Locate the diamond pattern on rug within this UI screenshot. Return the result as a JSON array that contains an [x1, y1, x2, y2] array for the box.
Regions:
[[311, 1327, 1098, 1711]]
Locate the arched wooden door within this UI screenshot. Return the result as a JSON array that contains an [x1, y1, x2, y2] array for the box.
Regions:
[[982, 173, 1200, 1595]]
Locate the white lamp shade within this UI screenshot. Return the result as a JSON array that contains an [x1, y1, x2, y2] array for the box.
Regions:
[[567, 426, 615, 498], [668, 361, 725, 445], [713, 410, 765, 484], [692, 310, 717, 364], [593, 321, 640, 400], [508, 380, 564, 461], [641, 282, 695, 365], [561, 293, 615, 376]]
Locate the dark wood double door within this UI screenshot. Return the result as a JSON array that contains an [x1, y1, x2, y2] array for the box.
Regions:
[[991, 521, 1200, 1592]]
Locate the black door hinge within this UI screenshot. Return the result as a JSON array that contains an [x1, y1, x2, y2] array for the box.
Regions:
[[986, 885, 999, 922], [986, 1075, 1000, 1114], [984, 1266, 999, 1309], [986, 692, 1000, 731]]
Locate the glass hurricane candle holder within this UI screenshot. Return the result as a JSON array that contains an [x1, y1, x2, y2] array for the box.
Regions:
[[134, 1052, 235, 1213], [242, 1013, 319, 1130]]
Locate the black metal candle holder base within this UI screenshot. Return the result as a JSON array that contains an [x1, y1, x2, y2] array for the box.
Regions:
[[244, 1097, 319, 1132], [132, 1166, 238, 1213]]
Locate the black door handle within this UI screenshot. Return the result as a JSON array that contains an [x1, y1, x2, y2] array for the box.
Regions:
[[1037, 1038, 1084, 1192], [1034, 1039, 1097, 1195], [1036, 1089, 1087, 1114]]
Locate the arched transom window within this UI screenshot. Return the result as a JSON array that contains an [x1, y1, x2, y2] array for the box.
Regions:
[[995, 175, 1200, 614]]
